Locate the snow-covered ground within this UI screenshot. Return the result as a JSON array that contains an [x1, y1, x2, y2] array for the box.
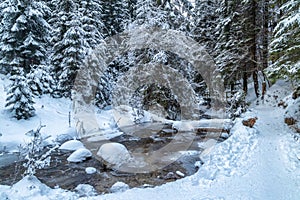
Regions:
[[0, 75, 299, 199]]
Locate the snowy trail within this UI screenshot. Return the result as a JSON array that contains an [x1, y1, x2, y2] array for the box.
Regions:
[[245, 105, 300, 199]]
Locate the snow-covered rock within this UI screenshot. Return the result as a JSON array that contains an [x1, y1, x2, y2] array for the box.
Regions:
[[176, 171, 185, 177], [75, 184, 97, 197], [55, 134, 74, 144], [85, 167, 97, 174], [110, 182, 129, 193], [97, 143, 131, 167], [221, 132, 229, 139], [67, 148, 92, 163], [59, 140, 84, 151]]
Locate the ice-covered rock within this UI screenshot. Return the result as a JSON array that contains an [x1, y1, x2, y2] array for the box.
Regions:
[[85, 167, 97, 174], [59, 140, 84, 151], [97, 143, 131, 167], [67, 148, 92, 162], [110, 182, 129, 193]]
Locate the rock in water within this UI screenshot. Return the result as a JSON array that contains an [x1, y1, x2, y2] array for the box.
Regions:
[[85, 167, 97, 174], [97, 143, 131, 167], [67, 148, 92, 162]]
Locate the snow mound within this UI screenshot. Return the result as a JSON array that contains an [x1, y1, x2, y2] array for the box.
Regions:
[[85, 167, 97, 174], [199, 119, 258, 178], [0, 175, 76, 200], [59, 140, 84, 151], [67, 148, 92, 163], [97, 143, 131, 167], [285, 98, 300, 122], [110, 182, 129, 193]]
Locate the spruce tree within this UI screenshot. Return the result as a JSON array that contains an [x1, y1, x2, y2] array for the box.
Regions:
[[0, 0, 50, 75], [214, 0, 246, 91], [268, 0, 300, 82], [79, 0, 104, 48], [192, 0, 219, 53], [6, 67, 35, 120], [214, 0, 263, 96], [50, 0, 88, 97], [132, 0, 169, 29], [27, 64, 54, 96], [101, 0, 130, 37]]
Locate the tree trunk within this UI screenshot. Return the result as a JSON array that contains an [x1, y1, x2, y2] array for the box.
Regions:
[[250, 0, 258, 97], [243, 72, 248, 95], [253, 70, 259, 98], [262, 0, 269, 71]]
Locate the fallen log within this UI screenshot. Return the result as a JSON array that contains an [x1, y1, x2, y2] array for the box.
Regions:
[[196, 127, 230, 134]]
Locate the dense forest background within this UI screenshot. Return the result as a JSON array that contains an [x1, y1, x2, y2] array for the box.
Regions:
[[0, 0, 299, 120]]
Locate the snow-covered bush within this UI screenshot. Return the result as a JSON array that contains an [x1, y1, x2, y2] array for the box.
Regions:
[[21, 125, 58, 176]]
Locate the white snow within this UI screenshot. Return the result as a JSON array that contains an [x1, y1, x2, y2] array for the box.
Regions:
[[67, 148, 92, 163], [59, 140, 84, 151], [97, 143, 131, 167]]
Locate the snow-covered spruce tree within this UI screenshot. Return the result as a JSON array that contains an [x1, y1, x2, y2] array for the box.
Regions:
[[214, 0, 262, 97], [78, 0, 104, 48], [132, 0, 169, 29], [50, 0, 88, 97], [0, 0, 50, 75], [6, 67, 35, 120], [214, 0, 246, 91], [268, 0, 300, 83], [192, 0, 220, 53], [152, 0, 193, 32], [26, 64, 54, 96], [101, 0, 130, 37]]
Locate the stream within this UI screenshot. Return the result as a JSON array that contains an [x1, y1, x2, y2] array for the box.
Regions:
[[0, 122, 228, 194]]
